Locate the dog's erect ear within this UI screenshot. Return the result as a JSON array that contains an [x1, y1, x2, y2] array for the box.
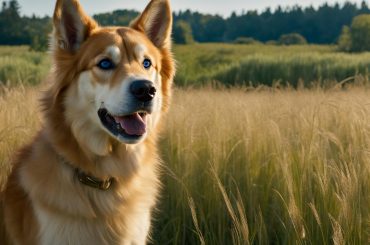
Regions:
[[131, 0, 172, 49], [53, 0, 98, 52]]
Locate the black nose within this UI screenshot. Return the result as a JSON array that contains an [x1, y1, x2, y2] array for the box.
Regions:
[[130, 80, 156, 102]]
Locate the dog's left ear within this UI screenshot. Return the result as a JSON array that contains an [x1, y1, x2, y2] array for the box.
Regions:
[[131, 0, 172, 49], [53, 0, 98, 53]]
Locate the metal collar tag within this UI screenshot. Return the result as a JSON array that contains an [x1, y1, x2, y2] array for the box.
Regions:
[[75, 168, 114, 191]]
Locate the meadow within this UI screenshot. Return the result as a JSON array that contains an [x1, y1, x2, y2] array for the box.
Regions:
[[0, 46, 50, 86], [1, 44, 370, 244], [175, 44, 370, 87], [3, 44, 370, 87], [155, 87, 370, 244]]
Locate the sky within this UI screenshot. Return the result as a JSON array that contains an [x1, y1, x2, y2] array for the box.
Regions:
[[17, 0, 365, 17]]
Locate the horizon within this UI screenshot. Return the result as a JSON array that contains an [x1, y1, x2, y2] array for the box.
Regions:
[[15, 0, 367, 18]]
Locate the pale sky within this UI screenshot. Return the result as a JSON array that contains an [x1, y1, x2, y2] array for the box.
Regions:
[[17, 0, 366, 17]]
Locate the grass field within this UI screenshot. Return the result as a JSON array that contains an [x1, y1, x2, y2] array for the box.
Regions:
[[1, 85, 370, 244], [175, 44, 370, 87], [1, 45, 370, 244], [2, 44, 370, 87], [0, 46, 50, 86], [153, 87, 370, 244]]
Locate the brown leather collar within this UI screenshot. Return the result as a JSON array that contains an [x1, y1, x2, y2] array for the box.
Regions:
[[58, 154, 114, 191], [75, 168, 114, 191]]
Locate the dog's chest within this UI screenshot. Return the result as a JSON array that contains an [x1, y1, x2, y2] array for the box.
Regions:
[[33, 201, 151, 245]]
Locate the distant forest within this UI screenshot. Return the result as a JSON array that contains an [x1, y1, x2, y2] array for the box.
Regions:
[[1, 0, 370, 48]]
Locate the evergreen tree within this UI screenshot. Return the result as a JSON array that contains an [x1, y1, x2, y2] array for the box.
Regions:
[[0, 0, 25, 45]]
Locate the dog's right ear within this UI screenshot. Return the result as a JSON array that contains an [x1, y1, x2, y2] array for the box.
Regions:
[[53, 0, 98, 53], [130, 0, 172, 49]]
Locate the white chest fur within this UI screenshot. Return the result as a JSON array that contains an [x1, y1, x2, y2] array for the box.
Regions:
[[33, 200, 151, 245], [19, 152, 157, 245]]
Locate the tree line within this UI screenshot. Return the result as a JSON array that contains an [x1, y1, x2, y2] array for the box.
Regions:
[[173, 1, 370, 44], [0, 0, 51, 49], [1, 0, 370, 49]]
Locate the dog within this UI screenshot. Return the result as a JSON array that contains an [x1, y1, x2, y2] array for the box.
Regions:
[[2, 0, 175, 244]]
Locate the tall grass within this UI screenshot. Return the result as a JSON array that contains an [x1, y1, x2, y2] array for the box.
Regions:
[[1, 43, 370, 244], [152, 87, 370, 244], [0, 86, 41, 189], [1, 86, 370, 244], [213, 53, 370, 87], [174, 43, 336, 86], [0, 86, 41, 245], [0, 46, 50, 86], [174, 44, 370, 87]]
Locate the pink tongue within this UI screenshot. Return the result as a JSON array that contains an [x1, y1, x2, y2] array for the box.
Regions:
[[114, 113, 146, 136]]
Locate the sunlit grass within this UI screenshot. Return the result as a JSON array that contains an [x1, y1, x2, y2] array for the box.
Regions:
[[0, 86, 41, 189], [1, 86, 370, 244], [153, 87, 370, 244]]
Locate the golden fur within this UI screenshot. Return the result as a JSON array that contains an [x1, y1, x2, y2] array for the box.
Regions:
[[1, 0, 175, 244]]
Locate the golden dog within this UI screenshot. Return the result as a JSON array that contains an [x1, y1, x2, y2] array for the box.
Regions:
[[2, 0, 175, 244]]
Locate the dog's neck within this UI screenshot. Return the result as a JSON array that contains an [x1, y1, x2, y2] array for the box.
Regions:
[[58, 153, 115, 191]]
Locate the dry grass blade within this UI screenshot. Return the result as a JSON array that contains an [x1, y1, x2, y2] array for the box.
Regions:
[[188, 197, 206, 245]]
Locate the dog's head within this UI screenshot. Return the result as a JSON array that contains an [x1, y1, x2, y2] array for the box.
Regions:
[[50, 0, 174, 150]]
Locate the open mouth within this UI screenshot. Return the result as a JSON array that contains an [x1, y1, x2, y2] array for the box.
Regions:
[[98, 108, 148, 141]]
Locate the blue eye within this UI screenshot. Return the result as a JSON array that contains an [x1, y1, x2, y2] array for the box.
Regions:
[[143, 58, 152, 69], [97, 59, 115, 70]]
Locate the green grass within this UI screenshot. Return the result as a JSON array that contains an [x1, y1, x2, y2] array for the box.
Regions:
[[174, 43, 335, 86], [2, 44, 370, 87], [174, 44, 370, 87], [0, 46, 50, 86]]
